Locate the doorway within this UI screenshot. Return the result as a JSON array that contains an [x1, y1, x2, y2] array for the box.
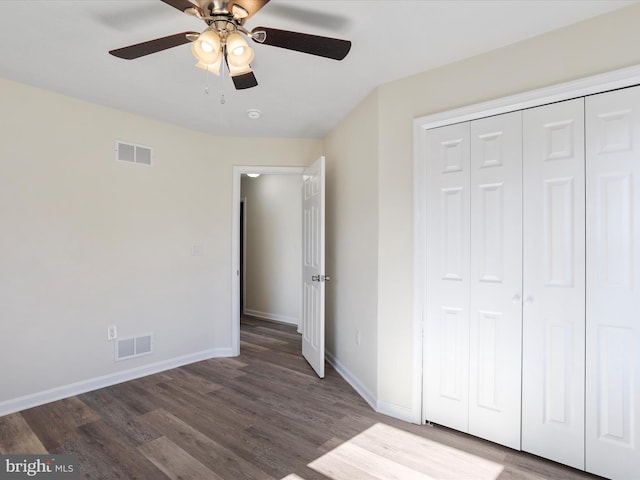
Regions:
[[231, 166, 305, 355]]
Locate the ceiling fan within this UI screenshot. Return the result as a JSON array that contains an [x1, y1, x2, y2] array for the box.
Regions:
[[109, 0, 352, 90]]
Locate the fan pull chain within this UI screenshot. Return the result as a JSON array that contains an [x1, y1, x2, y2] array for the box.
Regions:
[[220, 56, 227, 104]]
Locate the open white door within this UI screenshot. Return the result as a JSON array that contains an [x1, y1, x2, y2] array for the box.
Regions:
[[302, 156, 326, 378]]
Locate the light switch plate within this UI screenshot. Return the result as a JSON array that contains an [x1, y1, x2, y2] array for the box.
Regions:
[[107, 325, 117, 340]]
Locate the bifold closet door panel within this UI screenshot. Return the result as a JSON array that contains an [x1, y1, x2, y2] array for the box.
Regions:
[[468, 112, 523, 449], [522, 98, 586, 470], [585, 86, 640, 479], [424, 122, 471, 432]]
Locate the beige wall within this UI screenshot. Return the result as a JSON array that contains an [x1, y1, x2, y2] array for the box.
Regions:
[[0, 78, 321, 408], [241, 174, 302, 325], [324, 89, 379, 401], [374, 3, 640, 415]]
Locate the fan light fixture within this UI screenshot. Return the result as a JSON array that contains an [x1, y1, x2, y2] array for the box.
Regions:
[[109, 1, 352, 91]]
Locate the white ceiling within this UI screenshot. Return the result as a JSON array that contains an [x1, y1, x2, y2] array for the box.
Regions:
[[0, 0, 636, 138]]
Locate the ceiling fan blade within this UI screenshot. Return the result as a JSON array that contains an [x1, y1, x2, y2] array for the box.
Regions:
[[251, 27, 351, 60], [160, 0, 203, 16], [109, 32, 198, 60], [231, 71, 259, 90], [228, 0, 270, 20], [262, 4, 349, 31]]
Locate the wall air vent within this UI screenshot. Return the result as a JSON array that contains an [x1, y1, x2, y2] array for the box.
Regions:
[[116, 141, 152, 166], [116, 334, 153, 361]]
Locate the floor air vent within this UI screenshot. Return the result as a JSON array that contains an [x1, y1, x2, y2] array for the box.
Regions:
[[116, 334, 153, 361], [116, 141, 152, 166]]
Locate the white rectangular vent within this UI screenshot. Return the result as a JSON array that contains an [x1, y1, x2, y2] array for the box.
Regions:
[[116, 141, 152, 166], [116, 334, 153, 361]]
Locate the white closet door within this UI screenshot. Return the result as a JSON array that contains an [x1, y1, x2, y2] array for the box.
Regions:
[[585, 86, 640, 479], [424, 122, 471, 432], [468, 112, 523, 449], [522, 98, 586, 469]]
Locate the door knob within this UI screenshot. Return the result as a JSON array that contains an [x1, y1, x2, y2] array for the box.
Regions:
[[524, 296, 534, 306], [311, 275, 320, 282], [322, 275, 331, 282], [512, 294, 521, 304]]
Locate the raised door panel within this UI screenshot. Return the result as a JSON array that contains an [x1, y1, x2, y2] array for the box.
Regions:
[[522, 98, 586, 470], [586, 86, 640, 479], [468, 112, 523, 449], [424, 123, 470, 432]]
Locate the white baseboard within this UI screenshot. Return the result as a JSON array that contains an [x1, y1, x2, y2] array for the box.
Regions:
[[325, 350, 377, 411], [325, 351, 421, 424], [243, 308, 299, 326], [0, 347, 233, 417]]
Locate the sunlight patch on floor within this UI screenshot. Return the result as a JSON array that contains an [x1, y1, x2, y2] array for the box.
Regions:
[[305, 423, 505, 480]]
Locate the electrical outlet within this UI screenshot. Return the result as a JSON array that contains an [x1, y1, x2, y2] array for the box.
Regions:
[[107, 325, 117, 341]]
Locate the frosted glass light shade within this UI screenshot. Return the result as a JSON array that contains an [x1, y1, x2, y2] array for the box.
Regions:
[[226, 32, 254, 68], [192, 30, 221, 64], [228, 62, 253, 77], [195, 60, 221, 75]]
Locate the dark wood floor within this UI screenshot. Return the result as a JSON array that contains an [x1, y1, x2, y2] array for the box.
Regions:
[[0, 317, 604, 479]]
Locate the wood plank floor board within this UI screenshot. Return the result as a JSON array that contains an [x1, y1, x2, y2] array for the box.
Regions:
[[181, 358, 248, 382], [502, 451, 598, 480], [206, 370, 343, 428], [0, 316, 605, 480], [156, 366, 223, 395], [207, 383, 339, 447], [150, 382, 257, 434], [242, 422, 334, 472], [238, 343, 318, 376], [0, 413, 48, 454], [78, 389, 162, 447], [240, 329, 290, 347], [278, 465, 338, 480], [254, 325, 301, 341], [56, 420, 170, 480], [138, 436, 224, 480], [310, 440, 433, 480], [141, 409, 274, 480], [99, 381, 162, 416], [237, 352, 318, 385], [21, 400, 84, 450], [128, 371, 175, 389], [148, 380, 232, 419]]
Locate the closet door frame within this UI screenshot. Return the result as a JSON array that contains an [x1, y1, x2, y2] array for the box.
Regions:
[[414, 63, 640, 425]]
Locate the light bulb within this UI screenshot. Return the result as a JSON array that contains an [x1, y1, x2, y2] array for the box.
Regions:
[[233, 46, 244, 56], [201, 41, 214, 53]]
